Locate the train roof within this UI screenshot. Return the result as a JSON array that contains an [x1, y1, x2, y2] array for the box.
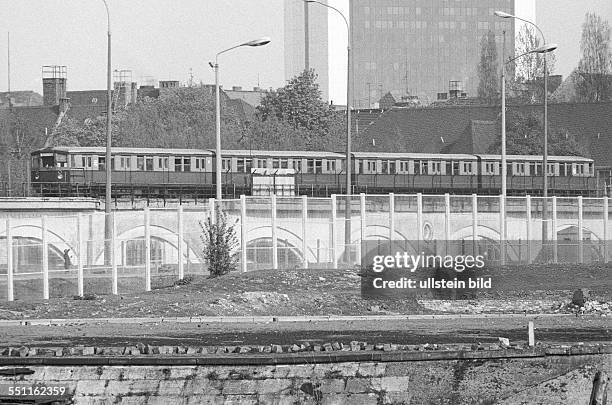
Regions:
[[476, 154, 594, 162], [352, 152, 476, 160], [221, 150, 343, 158], [33, 147, 214, 156]]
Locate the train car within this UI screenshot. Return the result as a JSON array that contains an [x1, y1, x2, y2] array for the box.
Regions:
[[30, 146, 597, 198]]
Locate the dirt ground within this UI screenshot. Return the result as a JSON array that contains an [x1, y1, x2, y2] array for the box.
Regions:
[[0, 264, 610, 320]]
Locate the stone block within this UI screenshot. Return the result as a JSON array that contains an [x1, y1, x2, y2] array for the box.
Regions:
[[186, 395, 223, 405], [380, 376, 412, 392], [144, 396, 183, 405], [356, 363, 386, 378], [255, 379, 293, 394], [183, 378, 223, 396], [345, 378, 380, 394], [222, 395, 258, 405], [119, 397, 148, 405], [158, 379, 185, 395], [83, 347, 95, 355], [75, 380, 108, 396], [167, 367, 197, 380], [256, 394, 297, 405], [317, 379, 346, 394], [285, 364, 316, 378], [222, 380, 259, 395], [129, 380, 161, 394], [105, 380, 133, 396]]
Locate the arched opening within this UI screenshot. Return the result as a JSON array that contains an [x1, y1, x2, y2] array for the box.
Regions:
[[246, 238, 302, 270], [0, 236, 67, 274]]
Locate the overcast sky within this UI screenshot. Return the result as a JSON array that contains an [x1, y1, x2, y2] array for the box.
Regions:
[[2, 0, 608, 104]]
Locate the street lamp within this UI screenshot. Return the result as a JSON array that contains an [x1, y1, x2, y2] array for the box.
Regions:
[[211, 37, 270, 200], [495, 11, 553, 247], [101, 0, 113, 270], [306, 0, 351, 198]]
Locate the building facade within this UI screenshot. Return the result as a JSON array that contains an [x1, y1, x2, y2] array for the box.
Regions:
[[350, 0, 515, 107], [284, 0, 330, 100]]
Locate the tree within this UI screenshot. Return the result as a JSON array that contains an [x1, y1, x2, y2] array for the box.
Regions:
[[477, 30, 500, 102], [513, 25, 557, 103], [487, 111, 588, 156], [200, 209, 239, 277], [576, 12, 612, 102]]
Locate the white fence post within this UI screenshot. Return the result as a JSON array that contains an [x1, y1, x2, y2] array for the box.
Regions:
[[77, 215, 84, 297], [177, 206, 184, 280], [271, 194, 278, 270], [444, 194, 451, 256], [471, 194, 478, 258], [416, 193, 423, 251], [331, 195, 337, 269], [42, 216, 49, 300], [526, 195, 532, 264], [241, 195, 248, 273], [144, 208, 151, 291], [6, 219, 13, 302], [604, 197, 609, 263], [389, 193, 395, 251], [302, 195, 308, 269], [578, 196, 583, 264], [359, 193, 366, 265], [498, 194, 505, 265], [552, 196, 558, 263], [209, 198, 216, 224], [112, 212, 118, 295]]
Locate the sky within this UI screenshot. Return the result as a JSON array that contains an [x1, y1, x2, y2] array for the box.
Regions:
[[1, 1, 609, 104]]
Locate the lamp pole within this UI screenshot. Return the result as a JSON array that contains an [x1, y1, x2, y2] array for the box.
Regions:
[[101, 0, 112, 266], [307, 0, 352, 264], [212, 38, 271, 201], [495, 11, 554, 255]]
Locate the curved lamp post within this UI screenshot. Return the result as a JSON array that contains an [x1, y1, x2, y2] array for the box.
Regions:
[[211, 37, 270, 200], [495, 11, 553, 250]]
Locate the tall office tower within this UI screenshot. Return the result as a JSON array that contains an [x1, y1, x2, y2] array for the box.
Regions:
[[284, 0, 330, 100], [350, 0, 515, 107], [535, 0, 612, 79]]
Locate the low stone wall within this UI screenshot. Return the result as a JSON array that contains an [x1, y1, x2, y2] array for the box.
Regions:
[[0, 351, 609, 404]]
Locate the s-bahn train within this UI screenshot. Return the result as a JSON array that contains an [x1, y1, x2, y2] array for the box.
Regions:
[[30, 146, 597, 198]]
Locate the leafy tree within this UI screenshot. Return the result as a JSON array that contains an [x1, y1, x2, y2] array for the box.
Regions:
[[488, 111, 588, 156], [513, 25, 557, 103], [200, 209, 239, 277], [576, 13, 612, 102], [477, 30, 500, 102]]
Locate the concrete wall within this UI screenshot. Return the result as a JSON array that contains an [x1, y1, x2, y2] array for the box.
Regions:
[[0, 354, 609, 404]]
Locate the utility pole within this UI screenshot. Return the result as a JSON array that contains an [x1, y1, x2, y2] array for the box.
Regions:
[[7, 32, 11, 109], [304, 0, 310, 71]]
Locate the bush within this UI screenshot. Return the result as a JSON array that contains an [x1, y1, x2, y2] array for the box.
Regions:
[[200, 209, 239, 277]]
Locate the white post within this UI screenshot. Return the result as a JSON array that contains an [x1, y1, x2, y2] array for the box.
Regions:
[[578, 196, 583, 264], [526, 195, 532, 264], [359, 193, 366, 265], [528, 321, 535, 347], [416, 193, 423, 251], [552, 196, 558, 263], [472, 194, 478, 258], [301, 195, 308, 269], [42, 215, 49, 300], [111, 211, 118, 295], [331, 194, 337, 269], [77, 215, 84, 297], [144, 208, 151, 291], [177, 206, 184, 280], [444, 194, 451, 256], [498, 194, 505, 265], [389, 193, 395, 251], [271, 194, 278, 270], [604, 197, 609, 263], [209, 198, 216, 224], [6, 219, 13, 302], [240, 195, 248, 273]]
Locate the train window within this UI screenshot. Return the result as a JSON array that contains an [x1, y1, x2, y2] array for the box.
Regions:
[[431, 161, 441, 174], [382, 161, 388, 174], [98, 157, 105, 171], [174, 157, 183, 172], [588, 163, 594, 175], [183, 157, 191, 172], [484, 162, 495, 175], [32, 156, 40, 169], [222, 158, 231, 171], [145, 157, 154, 171], [413, 160, 421, 174], [237, 159, 245, 173], [280, 159, 289, 169], [306, 159, 314, 173], [445, 161, 451, 175], [293, 160, 302, 172], [560, 163, 567, 176], [246, 159, 253, 173], [272, 159, 280, 169], [547, 163, 555, 175], [137, 156, 145, 171], [315, 159, 323, 174], [389, 161, 396, 174], [327, 160, 336, 172], [398, 161, 407, 173], [514, 163, 525, 175], [256, 159, 266, 169], [453, 161, 460, 175], [462, 162, 473, 174]]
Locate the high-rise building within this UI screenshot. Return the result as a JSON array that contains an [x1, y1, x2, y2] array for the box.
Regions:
[[350, 0, 515, 107], [284, 0, 330, 100]]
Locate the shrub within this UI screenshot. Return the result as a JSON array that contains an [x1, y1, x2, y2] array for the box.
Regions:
[[200, 209, 239, 277]]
